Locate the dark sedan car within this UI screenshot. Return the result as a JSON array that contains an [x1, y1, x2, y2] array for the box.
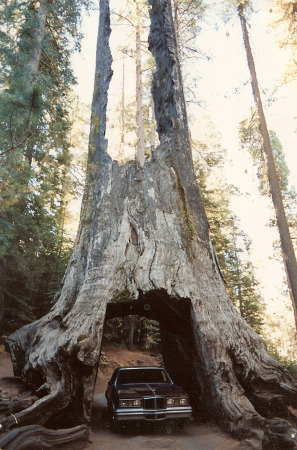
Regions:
[[105, 366, 192, 427]]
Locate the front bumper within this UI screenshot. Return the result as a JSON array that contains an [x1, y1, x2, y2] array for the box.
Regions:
[[115, 406, 192, 421]]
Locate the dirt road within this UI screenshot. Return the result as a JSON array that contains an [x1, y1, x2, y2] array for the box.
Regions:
[[86, 394, 240, 450], [87, 424, 240, 450], [0, 347, 240, 449]]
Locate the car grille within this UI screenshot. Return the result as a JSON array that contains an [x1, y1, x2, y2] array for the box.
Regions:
[[144, 397, 165, 410]]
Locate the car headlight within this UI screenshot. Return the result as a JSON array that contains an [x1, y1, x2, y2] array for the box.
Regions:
[[119, 399, 142, 408], [166, 397, 189, 406]]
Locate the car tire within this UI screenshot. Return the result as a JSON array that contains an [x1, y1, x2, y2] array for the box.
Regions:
[[178, 418, 190, 431], [110, 409, 119, 433], [106, 402, 118, 432], [165, 420, 174, 434], [177, 419, 185, 431]]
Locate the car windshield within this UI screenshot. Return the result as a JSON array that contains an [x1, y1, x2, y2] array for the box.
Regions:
[[117, 368, 169, 384]]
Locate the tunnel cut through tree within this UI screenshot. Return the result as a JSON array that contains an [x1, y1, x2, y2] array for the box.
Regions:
[[1, 0, 297, 448], [101, 292, 202, 414]]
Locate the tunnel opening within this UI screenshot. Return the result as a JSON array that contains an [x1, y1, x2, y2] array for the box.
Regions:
[[95, 290, 203, 419], [102, 314, 162, 353]]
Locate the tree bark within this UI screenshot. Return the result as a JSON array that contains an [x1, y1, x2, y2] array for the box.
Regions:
[[0, 258, 5, 334], [150, 96, 156, 149], [119, 53, 125, 163], [0, 424, 87, 450], [27, 0, 48, 78], [1, 1, 297, 448], [238, 4, 297, 330]]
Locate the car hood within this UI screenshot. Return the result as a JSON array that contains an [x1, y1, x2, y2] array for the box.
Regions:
[[116, 383, 185, 398]]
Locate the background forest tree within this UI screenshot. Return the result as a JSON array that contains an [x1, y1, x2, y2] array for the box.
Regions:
[[0, 0, 91, 333]]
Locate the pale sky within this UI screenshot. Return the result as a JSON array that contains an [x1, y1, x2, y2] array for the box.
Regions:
[[194, 0, 297, 316], [72, 0, 297, 327]]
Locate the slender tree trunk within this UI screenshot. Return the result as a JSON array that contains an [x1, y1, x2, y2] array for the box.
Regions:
[[238, 4, 297, 330], [238, 283, 243, 316], [27, 0, 48, 78], [135, 2, 145, 166], [8, 0, 48, 153], [173, 0, 182, 63], [119, 53, 125, 163], [1, 2, 297, 448], [25, 0, 48, 166], [150, 96, 156, 149], [57, 191, 67, 259], [0, 258, 5, 334], [125, 315, 136, 349]]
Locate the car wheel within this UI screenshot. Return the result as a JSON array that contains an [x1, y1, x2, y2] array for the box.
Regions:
[[110, 410, 119, 432], [165, 420, 173, 434], [177, 419, 185, 431], [106, 401, 112, 418]]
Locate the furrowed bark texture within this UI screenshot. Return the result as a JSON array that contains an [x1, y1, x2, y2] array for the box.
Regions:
[[0, 424, 87, 450], [2, 1, 297, 448]]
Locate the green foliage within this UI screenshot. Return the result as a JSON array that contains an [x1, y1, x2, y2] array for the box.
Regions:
[[103, 316, 161, 352], [173, 0, 206, 60], [239, 112, 297, 243], [266, 339, 297, 379], [194, 116, 265, 333], [0, 0, 90, 333], [141, 318, 161, 351], [239, 113, 294, 196], [225, 243, 265, 334], [103, 317, 124, 344], [272, 0, 297, 85]]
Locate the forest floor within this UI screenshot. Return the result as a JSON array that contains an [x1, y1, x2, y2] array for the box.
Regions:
[[0, 343, 241, 449]]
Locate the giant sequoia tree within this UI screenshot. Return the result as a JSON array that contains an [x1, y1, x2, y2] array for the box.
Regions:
[[1, 0, 297, 448]]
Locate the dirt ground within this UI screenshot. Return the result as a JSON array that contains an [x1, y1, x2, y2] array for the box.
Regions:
[[0, 344, 240, 449], [94, 343, 164, 394]]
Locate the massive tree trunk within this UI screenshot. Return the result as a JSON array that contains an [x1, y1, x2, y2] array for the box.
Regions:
[[1, 0, 297, 448], [238, 4, 297, 330]]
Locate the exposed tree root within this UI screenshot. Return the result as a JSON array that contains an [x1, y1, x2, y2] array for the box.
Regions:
[[0, 383, 62, 432], [0, 424, 87, 450]]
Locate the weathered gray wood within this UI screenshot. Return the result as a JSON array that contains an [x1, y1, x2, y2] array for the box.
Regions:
[[0, 394, 36, 415], [0, 424, 87, 449], [1, 1, 297, 448]]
